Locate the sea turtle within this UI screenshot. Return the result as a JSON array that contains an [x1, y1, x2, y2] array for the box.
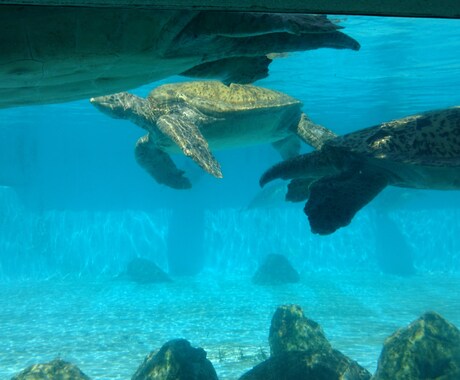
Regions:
[[260, 106, 460, 235], [91, 81, 333, 189], [0, 7, 360, 108]]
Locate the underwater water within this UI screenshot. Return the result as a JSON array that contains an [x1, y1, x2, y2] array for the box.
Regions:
[[0, 14, 460, 379]]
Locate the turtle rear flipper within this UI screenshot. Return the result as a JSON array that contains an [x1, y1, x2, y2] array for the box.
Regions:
[[157, 114, 223, 178], [296, 114, 337, 149], [305, 169, 388, 235], [286, 178, 315, 202], [135, 135, 191, 189]]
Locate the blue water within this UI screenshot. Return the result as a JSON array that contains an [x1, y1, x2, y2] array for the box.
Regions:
[[0, 15, 460, 379]]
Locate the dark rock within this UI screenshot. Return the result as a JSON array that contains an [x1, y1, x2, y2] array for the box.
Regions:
[[252, 254, 300, 285], [373, 311, 460, 380], [240, 349, 371, 380], [269, 304, 331, 356], [11, 358, 91, 380], [239, 304, 371, 380], [132, 339, 218, 380], [124, 258, 171, 284]]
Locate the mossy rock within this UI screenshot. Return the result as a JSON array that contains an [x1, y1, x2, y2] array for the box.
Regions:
[[11, 358, 90, 380], [240, 349, 371, 380], [132, 339, 218, 380], [269, 304, 331, 356], [373, 311, 460, 379], [240, 304, 371, 379]]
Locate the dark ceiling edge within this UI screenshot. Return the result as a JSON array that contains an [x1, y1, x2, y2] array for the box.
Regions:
[[0, 0, 460, 19]]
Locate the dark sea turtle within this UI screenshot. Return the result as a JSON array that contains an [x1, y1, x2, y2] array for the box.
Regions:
[[91, 81, 334, 189], [0, 7, 360, 108], [260, 106, 460, 235]]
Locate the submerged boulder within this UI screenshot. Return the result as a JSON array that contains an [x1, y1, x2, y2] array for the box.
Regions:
[[252, 254, 300, 285], [373, 311, 460, 379], [269, 304, 331, 356], [11, 358, 91, 380], [132, 339, 218, 380], [240, 349, 371, 380], [124, 258, 171, 284], [240, 304, 371, 380]]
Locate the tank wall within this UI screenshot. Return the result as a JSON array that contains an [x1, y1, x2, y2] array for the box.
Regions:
[[1, 186, 459, 280]]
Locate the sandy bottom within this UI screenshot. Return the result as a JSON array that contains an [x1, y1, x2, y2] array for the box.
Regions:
[[1, 271, 460, 379]]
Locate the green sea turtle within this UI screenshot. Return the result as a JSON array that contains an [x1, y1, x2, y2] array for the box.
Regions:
[[0, 7, 360, 108], [91, 81, 334, 189], [260, 106, 460, 235]]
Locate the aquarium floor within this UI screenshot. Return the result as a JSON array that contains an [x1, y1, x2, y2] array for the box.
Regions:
[[1, 272, 459, 379]]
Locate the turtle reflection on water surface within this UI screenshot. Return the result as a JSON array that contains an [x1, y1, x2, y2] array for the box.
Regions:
[[1, 8, 360, 108]]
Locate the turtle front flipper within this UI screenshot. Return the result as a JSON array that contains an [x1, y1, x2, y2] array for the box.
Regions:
[[135, 135, 192, 190], [305, 169, 388, 235], [157, 114, 223, 178]]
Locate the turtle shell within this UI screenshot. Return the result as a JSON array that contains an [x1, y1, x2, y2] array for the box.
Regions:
[[327, 106, 460, 167], [147, 81, 302, 115]]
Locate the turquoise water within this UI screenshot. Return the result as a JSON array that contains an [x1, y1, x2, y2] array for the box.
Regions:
[[1, 273, 460, 379], [0, 14, 460, 379]]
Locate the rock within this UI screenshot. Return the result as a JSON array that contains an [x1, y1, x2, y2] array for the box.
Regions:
[[269, 304, 331, 356], [124, 258, 171, 284], [132, 339, 218, 380], [11, 358, 90, 380], [240, 304, 371, 380], [252, 254, 300, 285], [373, 311, 460, 379], [240, 349, 371, 380]]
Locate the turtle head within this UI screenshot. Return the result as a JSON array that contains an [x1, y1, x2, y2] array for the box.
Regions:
[[90, 92, 143, 120]]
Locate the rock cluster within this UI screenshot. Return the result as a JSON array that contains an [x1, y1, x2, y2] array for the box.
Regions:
[[11, 308, 460, 380]]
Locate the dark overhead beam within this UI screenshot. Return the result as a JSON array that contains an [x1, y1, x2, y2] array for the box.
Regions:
[[0, 0, 459, 19]]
